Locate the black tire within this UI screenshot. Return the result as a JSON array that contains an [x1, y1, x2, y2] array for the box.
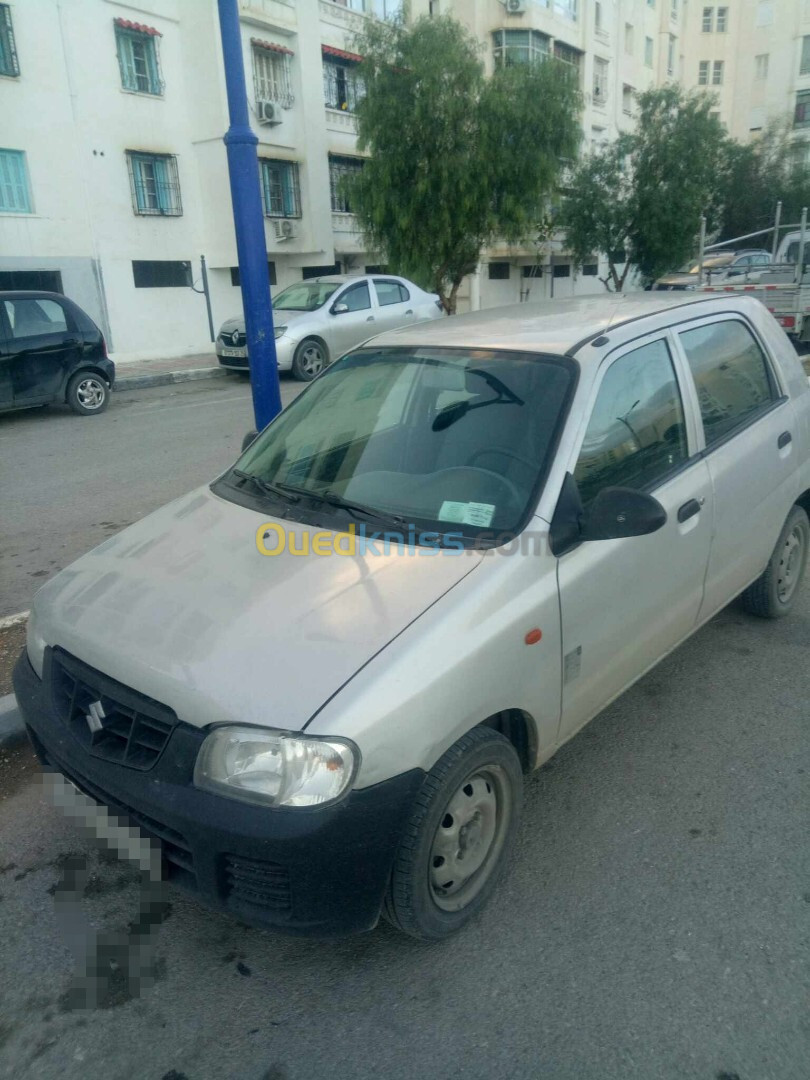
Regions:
[[65, 371, 109, 416], [292, 338, 327, 381], [741, 505, 809, 618], [383, 726, 523, 941]]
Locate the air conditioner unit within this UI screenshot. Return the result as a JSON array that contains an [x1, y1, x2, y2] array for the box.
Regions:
[[273, 219, 296, 241], [257, 100, 283, 125], [504, 0, 526, 14]]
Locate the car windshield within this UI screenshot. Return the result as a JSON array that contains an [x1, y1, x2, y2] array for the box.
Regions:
[[272, 282, 340, 312], [224, 347, 575, 543]]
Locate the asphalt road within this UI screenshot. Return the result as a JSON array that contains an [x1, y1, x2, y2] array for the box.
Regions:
[[1, 374, 808, 1080], [0, 376, 304, 617]]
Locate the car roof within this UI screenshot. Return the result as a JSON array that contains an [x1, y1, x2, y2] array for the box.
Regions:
[[311, 274, 405, 284], [0, 290, 70, 300], [366, 292, 762, 359]]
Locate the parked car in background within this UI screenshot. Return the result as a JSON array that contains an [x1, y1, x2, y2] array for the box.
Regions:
[[216, 274, 444, 381], [654, 250, 772, 290], [17, 293, 810, 941], [0, 291, 114, 416]]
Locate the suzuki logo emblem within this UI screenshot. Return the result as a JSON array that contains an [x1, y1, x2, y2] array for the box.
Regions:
[[85, 700, 106, 734]]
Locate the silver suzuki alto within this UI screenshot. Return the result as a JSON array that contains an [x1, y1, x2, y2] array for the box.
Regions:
[[15, 293, 810, 940]]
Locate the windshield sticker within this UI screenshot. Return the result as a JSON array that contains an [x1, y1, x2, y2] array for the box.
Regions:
[[439, 500, 495, 527]]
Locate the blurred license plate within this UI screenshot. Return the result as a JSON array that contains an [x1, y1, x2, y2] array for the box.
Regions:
[[220, 346, 245, 357]]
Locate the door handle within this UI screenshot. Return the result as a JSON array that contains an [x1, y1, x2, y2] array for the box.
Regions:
[[405, 309, 414, 315], [778, 431, 792, 449], [366, 316, 375, 322], [677, 498, 702, 523]]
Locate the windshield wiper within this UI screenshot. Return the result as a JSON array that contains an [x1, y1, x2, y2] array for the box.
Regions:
[[311, 489, 407, 529], [231, 468, 301, 503]]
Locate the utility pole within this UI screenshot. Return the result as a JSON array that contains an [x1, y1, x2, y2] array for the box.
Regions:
[[217, 0, 282, 431]]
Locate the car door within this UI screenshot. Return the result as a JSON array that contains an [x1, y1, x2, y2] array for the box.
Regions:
[[0, 301, 13, 409], [4, 295, 81, 405], [372, 278, 415, 333], [556, 332, 714, 742], [326, 280, 378, 359], [673, 315, 798, 622]]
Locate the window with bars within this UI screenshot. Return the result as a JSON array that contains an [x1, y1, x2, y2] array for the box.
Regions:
[[126, 152, 181, 216], [554, 41, 581, 75], [0, 4, 19, 77], [716, 6, 727, 31], [644, 36, 654, 67], [492, 29, 550, 66], [0, 149, 31, 213], [670, 0, 678, 19], [702, 7, 713, 32], [755, 53, 769, 80], [593, 58, 609, 104], [260, 159, 301, 218], [323, 58, 364, 111], [698, 60, 710, 84], [329, 155, 364, 213], [712, 60, 724, 85], [115, 25, 162, 95], [795, 89, 810, 128], [252, 45, 294, 108], [801, 37, 810, 76]]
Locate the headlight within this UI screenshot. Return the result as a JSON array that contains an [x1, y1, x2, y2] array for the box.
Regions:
[[26, 607, 46, 678], [193, 726, 358, 808], [274, 325, 287, 340]]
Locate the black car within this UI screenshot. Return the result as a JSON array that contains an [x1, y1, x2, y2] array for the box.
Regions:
[[0, 291, 115, 416]]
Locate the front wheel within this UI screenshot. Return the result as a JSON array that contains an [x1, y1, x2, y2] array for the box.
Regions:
[[383, 726, 523, 941], [292, 338, 327, 381], [65, 372, 109, 416], [742, 504, 809, 618]]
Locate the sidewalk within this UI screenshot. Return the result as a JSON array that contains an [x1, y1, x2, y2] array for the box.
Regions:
[[114, 350, 227, 393]]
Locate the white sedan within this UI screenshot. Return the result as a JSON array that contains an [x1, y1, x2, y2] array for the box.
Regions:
[[216, 273, 444, 381]]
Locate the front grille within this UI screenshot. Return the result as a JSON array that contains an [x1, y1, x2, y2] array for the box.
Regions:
[[50, 648, 176, 771], [223, 855, 291, 914], [219, 331, 245, 347]]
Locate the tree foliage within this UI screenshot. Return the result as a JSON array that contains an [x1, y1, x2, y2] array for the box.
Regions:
[[563, 86, 726, 289], [347, 16, 581, 313], [717, 123, 810, 243]]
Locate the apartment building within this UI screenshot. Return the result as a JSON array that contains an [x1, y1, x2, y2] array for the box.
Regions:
[[1, 0, 678, 359], [681, 0, 810, 154]]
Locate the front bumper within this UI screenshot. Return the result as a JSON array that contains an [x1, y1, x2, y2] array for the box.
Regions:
[[13, 651, 423, 937], [216, 338, 295, 371]]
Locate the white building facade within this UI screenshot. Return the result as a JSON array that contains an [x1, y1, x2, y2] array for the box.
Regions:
[[0, 0, 758, 360]]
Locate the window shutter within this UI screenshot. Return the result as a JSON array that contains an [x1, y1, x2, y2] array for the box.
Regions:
[[0, 151, 30, 212], [117, 33, 137, 90], [132, 157, 147, 211], [154, 158, 169, 213], [281, 165, 294, 216]]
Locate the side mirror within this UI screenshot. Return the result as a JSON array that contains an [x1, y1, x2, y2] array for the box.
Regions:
[[549, 473, 666, 556], [332, 302, 349, 315], [580, 486, 667, 541], [241, 430, 258, 453]]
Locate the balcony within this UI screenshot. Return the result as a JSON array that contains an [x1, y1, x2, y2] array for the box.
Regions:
[[325, 107, 358, 133], [239, 0, 296, 32]]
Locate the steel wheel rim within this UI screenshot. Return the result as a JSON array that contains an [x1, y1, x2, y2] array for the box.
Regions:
[[429, 765, 512, 913], [777, 524, 806, 604], [77, 378, 105, 409], [300, 344, 324, 377]]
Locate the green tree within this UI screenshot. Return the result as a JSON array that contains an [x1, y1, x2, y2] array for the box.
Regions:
[[718, 122, 810, 244], [563, 137, 634, 292], [563, 86, 726, 289], [347, 16, 581, 313]]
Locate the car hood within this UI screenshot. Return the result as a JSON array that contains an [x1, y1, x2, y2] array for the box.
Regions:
[[31, 487, 482, 732], [219, 310, 311, 336]]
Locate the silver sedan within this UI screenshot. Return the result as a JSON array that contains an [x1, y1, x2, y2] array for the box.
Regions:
[[216, 273, 444, 381]]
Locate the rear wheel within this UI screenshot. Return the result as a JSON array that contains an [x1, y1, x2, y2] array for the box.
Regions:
[[742, 505, 809, 618], [292, 338, 327, 381], [383, 727, 522, 941], [66, 372, 109, 416]]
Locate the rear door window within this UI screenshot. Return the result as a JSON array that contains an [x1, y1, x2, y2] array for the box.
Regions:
[[374, 280, 409, 306], [574, 338, 689, 504], [678, 319, 777, 447], [3, 297, 69, 340]]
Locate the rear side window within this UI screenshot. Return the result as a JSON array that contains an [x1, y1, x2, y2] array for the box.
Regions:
[[3, 297, 68, 339], [574, 338, 688, 504], [374, 279, 409, 306], [678, 320, 776, 447]]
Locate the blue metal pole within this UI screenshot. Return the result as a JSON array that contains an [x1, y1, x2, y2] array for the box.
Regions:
[[217, 0, 282, 431]]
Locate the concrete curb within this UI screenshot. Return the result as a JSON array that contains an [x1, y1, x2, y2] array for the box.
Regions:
[[0, 693, 26, 751], [115, 365, 228, 393]]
